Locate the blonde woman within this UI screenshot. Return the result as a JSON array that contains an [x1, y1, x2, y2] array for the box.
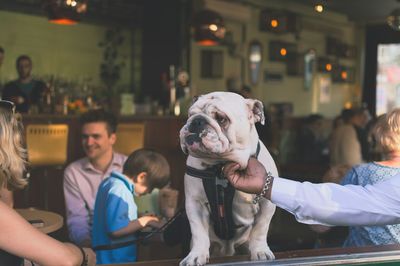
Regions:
[[0, 100, 95, 266], [340, 108, 400, 246]]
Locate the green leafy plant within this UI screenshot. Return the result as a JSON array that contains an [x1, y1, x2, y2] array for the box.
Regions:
[[99, 28, 126, 98]]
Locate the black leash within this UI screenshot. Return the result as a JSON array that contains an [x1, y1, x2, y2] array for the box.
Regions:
[[93, 209, 184, 251]]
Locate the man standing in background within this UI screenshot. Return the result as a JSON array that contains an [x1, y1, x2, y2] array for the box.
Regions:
[[64, 109, 127, 247], [2, 55, 46, 113], [0, 47, 4, 67]]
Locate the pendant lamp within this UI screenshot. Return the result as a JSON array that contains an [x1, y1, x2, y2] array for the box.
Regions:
[[43, 0, 88, 25], [193, 9, 226, 46]]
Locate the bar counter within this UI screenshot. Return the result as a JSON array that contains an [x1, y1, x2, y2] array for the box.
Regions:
[[105, 244, 400, 265]]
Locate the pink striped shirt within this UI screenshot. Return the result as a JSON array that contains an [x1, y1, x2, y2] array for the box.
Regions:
[[63, 152, 127, 246]]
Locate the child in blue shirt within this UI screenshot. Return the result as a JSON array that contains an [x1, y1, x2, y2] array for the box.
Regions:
[[92, 148, 170, 264]]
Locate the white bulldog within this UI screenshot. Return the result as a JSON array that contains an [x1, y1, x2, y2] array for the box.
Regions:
[[179, 91, 277, 266]]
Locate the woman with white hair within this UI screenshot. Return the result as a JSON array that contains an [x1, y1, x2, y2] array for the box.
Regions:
[[340, 108, 400, 246], [0, 100, 96, 265]]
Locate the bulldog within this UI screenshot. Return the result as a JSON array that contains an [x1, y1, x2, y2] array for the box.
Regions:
[[179, 91, 277, 266]]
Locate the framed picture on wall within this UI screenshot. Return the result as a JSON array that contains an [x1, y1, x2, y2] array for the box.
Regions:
[[201, 50, 223, 78], [332, 65, 355, 83], [268, 41, 297, 62]]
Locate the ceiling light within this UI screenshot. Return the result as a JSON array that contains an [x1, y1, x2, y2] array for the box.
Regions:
[[326, 63, 332, 71], [314, 4, 324, 13], [193, 9, 226, 46], [43, 0, 88, 25], [270, 19, 279, 28], [387, 8, 400, 31]]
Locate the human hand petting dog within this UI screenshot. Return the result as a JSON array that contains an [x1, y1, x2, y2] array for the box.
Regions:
[[223, 157, 274, 199]]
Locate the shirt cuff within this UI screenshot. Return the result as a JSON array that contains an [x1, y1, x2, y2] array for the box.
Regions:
[[271, 177, 299, 212]]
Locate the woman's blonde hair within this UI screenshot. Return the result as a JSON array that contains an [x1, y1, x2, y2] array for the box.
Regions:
[[373, 108, 400, 156], [0, 109, 27, 190]]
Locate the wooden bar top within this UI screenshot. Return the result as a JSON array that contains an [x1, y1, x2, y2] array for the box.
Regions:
[[103, 244, 400, 266]]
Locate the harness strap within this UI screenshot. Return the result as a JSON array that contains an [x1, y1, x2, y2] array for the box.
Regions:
[[202, 173, 236, 240], [185, 142, 261, 240], [186, 165, 220, 180]]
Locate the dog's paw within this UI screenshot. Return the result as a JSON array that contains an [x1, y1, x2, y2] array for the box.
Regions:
[[179, 251, 210, 266], [250, 246, 275, 261]]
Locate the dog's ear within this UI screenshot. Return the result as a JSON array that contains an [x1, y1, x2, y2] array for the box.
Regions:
[[246, 99, 265, 125], [192, 95, 200, 104], [187, 95, 201, 111]]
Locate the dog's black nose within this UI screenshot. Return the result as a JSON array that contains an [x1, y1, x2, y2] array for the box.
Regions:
[[185, 134, 201, 145], [189, 116, 207, 133]]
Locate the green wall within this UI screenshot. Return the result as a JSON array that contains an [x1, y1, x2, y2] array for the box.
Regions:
[[0, 10, 138, 95]]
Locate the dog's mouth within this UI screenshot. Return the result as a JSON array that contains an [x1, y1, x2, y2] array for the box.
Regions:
[[185, 129, 211, 144], [184, 128, 226, 156]]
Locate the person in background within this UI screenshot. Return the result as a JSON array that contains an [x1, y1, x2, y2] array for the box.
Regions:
[[296, 114, 328, 164], [2, 55, 47, 113], [92, 148, 170, 265], [340, 108, 400, 247], [0, 100, 95, 266], [330, 108, 363, 166], [64, 109, 127, 247], [0, 47, 4, 67], [354, 107, 372, 162]]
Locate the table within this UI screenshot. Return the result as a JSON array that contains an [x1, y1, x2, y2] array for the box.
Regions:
[[16, 208, 63, 234]]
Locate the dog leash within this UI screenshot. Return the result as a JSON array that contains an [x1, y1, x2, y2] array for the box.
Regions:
[[92, 209, 184, 251]]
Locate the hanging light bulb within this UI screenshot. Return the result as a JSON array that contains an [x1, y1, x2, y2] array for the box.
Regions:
[[314, 4, 324, 13], [193, 9, 226, 46], [387, 8, 400, 31], [43, 0, 88, 25]]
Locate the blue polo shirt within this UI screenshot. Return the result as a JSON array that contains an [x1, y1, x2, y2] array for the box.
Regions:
[[92, 171, 138, 264]]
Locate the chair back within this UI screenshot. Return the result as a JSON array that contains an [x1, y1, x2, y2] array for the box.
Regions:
[[26, 124, 69, 166], [114, 123, 145, 156]]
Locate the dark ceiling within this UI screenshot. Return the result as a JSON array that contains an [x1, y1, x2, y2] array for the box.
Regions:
[[293, 0, 400, 23], [1, 0, 399, 26], [0, 0, 144, 26]]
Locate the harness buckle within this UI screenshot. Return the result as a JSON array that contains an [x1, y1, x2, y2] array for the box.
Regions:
[[216, 177, 228, 188]]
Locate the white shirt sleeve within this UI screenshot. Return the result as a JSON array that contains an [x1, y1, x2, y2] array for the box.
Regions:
[[271, 175, 400, 226]]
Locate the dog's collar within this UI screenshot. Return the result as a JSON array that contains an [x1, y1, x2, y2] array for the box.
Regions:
[[186, 141, 261, 180]]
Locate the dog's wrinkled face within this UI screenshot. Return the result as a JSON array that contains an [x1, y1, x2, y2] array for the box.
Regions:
[[179, 91, 264, 167]]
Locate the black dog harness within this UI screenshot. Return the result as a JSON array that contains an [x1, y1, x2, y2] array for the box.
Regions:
[[186, 142, 261, 240]]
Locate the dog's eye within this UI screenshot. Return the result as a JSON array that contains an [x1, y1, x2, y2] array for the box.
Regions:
[[216, 114, 228, 126]]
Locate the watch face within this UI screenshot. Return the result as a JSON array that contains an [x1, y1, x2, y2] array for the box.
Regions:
[[178, 71, 189, 85]]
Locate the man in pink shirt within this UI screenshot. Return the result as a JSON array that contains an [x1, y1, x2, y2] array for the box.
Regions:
[[63, 109, 127, 247]]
